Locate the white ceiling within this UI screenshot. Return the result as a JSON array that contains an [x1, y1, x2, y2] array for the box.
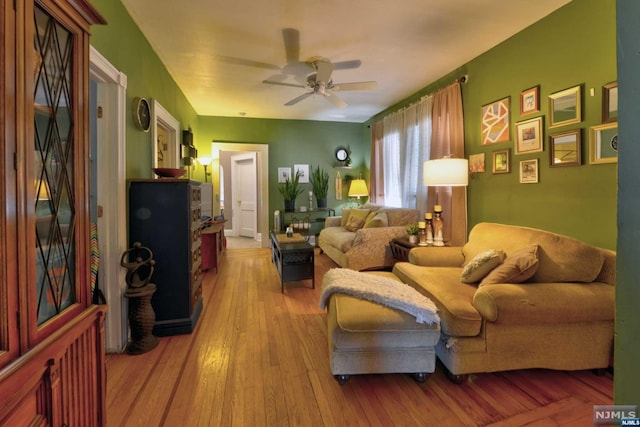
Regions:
[[121, 0, 571, 123]]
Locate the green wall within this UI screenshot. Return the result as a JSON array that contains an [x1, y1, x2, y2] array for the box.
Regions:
[[195, 116, 366, 221], [370, 0, 617, 250], [90, 0, 199, 179]]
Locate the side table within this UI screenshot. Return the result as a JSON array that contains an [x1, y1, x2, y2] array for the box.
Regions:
[[201, 221, 226, 272], [271, 231, 315, 293], [390, 238, 420, 262]]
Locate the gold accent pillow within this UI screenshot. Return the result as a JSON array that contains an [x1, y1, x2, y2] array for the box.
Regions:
[[460, 249, 506, 283], [480, 244, 539, 285]]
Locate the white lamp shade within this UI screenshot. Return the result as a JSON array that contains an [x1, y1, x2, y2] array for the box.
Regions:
[[348, 179, 369, 197], [423, 158, 469, 186], [197, 157, 213, 166]]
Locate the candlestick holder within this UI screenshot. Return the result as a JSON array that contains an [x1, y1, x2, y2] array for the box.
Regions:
[[433, 206, 444, 246]]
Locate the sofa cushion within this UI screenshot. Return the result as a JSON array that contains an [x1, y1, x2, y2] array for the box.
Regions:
[[364, 211, 388, 228], [472, 282, 614, 324], [392, 263, 482, 337], [480, 244, 539, 285], [463, 223, 605, 283], [345, 215, 366, 231], [460, 249, 506, 283], [319, 227, 356, 252], [340, 208, 351, 227], [383, 208, 419, 226]]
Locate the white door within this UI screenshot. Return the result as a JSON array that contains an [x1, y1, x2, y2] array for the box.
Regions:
[[231, 152, 257, 238]]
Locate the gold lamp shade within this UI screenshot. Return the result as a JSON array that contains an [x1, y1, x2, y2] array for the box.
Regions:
[[348, 179, 369, 198]]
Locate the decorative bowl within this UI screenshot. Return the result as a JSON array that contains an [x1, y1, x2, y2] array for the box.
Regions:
[[153, 168, 186, 178]]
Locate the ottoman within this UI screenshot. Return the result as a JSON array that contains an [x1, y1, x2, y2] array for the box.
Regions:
[[326, 272, 441, 384]]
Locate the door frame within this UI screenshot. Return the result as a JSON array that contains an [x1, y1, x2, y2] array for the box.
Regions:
[[89, 46, 128, 352]]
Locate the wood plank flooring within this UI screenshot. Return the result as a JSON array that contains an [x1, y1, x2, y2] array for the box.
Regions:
[[106, 247, 613, 426]]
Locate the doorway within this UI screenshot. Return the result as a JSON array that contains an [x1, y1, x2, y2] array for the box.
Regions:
[[231, 152, 257, 238], [89, 47, 128, 352]]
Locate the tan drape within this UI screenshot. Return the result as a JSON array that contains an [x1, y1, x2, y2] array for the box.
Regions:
[[369, 120, 384, 205], [428, 82, 467, 245]]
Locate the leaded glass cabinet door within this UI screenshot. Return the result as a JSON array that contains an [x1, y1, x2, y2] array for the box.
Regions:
[[27, 0, 91, 343]]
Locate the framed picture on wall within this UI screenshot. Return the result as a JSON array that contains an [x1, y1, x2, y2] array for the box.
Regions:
[[278, 167, 291, 183], [481, 97, 510, 145], [589, 123, 618, 164], [515, 116, 544, 154], [520, 85, 540, 115], [602, 81, 618, 123], [492, 149, 511, 174], [549, 129, 581, 167], [549, 85, 582, 128], [469, 153, 486, 173], [519, 159, 539, 183], [294, 164, 309, 183]]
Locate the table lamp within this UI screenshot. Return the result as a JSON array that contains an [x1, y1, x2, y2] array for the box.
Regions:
[[348, 178, 368, 206], [423, 158, 469, 245]]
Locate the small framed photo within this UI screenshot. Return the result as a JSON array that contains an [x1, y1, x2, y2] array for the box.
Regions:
[[294, 164, 309, 183], [481, 97, 510, 145], [278, 167, 291, 183], [520, 85, 540, 115], [602, 81, 618, 123], [549, 129, 581, 167], [589, 123, 618, 164], [519, 159, 539, 184], [469, 153, 486, 173], [492, 149, 511, 174], [515, 116, 544, 154], [549, 85, 582, 128]]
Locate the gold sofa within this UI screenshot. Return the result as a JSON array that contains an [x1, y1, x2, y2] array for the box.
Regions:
[[392, 222, 615, 381], [318, 204, 418, 271]]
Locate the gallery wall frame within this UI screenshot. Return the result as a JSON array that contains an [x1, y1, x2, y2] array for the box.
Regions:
[[520, 85, 540, 116], [469, 153, 486, 173], [549, 85, 582, 128], [492, 149, 511, 174], [481, 97, 510, 145], [602, 81, 618, 123], [515, 116, 544, 154], [519, 159, 539, 184], [278, 167, 291, 183], [549, 129, 582, 167], [589, 123, 618, 164], [294, 164, 309, 183]]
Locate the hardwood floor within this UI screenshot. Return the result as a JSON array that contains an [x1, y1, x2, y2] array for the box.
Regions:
[[106, 247, 613, 426]]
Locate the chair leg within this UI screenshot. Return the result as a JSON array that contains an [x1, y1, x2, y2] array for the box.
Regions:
[[334, 374, 350, 385], [411, 372, 429, 383]]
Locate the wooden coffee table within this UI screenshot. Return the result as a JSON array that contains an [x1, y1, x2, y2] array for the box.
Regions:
[[270, 231, 315, 293]]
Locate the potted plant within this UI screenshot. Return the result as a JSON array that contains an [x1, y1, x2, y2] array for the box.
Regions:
[[310, 165, 330, 208], [406, 223, 420, 244], [278, 170, 304, 212]]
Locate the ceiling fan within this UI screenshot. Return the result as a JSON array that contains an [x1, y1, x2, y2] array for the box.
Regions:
[[263, 56, 377, 108]]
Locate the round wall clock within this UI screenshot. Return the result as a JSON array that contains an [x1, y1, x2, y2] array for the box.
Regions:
[[132, 97, 151, 132], [335, 147, 350, 162]]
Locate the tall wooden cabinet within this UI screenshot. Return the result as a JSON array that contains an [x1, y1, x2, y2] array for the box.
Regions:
[[129, 180, 204, 336], [0, 0, 108, 426]]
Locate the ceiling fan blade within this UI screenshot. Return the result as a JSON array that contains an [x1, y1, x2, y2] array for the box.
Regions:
[[285, 92, 313, 106], [213, 54, 281, 70], [331, 81, 378, 91], [315, 60, 334, 84], [282, 28, 300, 64], [263, 80, 306, 89], [325, 92, 347, 108], [333, 59, 362, 70]]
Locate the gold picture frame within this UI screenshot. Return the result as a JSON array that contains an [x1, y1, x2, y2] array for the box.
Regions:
[[515, 116, 544, 154], [549, 85, 582, 128], [589, 123, 618, 164], [602, 81, 618, 123], [469, 153, 486, 173], [492, 149, 511, 174], [549, 129, 581, 167]]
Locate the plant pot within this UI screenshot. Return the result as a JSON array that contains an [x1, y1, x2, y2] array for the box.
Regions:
[[284, 200, 295, 212], [317, 198, 327, 209], [408, 235, 418, 244]]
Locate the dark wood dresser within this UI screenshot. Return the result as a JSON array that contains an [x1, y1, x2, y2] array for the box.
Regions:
[[129, 179, 203, 336]]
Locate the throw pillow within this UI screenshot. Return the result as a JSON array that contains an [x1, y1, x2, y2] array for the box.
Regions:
[[364, 211, 388, 228], [460, 249, 506, 283], [345, 215, 366, 232], [480, 244, 539, 286], [340, 209, 352, 227]]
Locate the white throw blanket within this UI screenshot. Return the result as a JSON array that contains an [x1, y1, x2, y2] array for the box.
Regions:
[[319, 268, 440, 325]]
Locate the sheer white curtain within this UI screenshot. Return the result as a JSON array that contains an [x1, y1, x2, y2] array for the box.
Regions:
[[379, 95, 433, 210]]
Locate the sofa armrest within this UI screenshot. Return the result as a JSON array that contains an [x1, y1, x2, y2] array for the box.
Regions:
[[351, 225, 407, 247], [408, 246, 464, 267], [325, 216, 342, 227]]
